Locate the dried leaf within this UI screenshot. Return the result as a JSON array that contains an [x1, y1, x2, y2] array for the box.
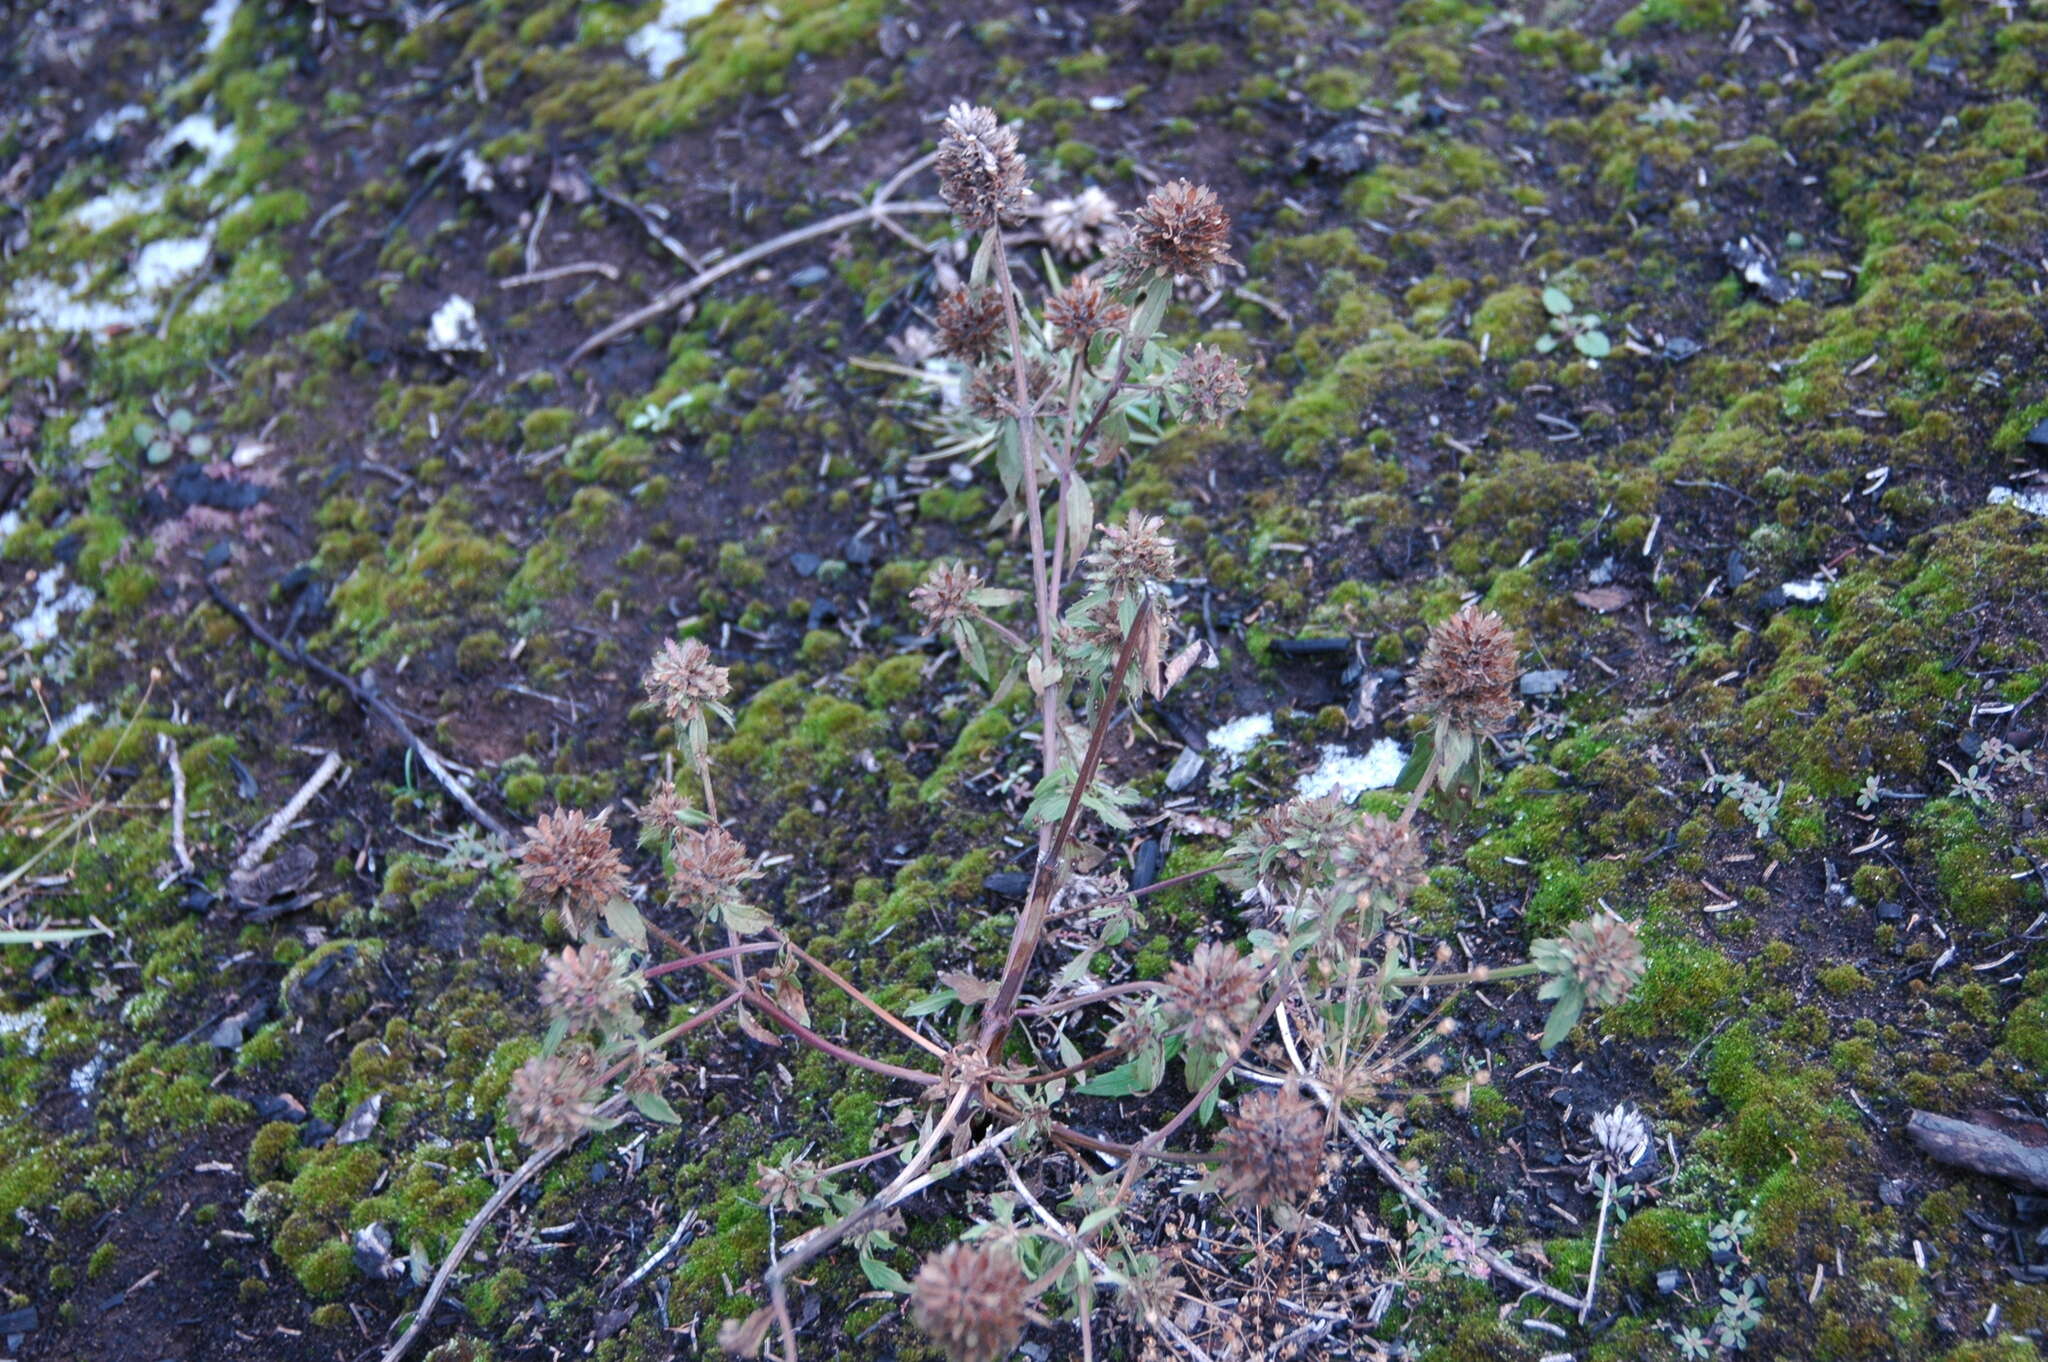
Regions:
[[936, 970, 999, 1006], [1572, 586, 1633, 613]]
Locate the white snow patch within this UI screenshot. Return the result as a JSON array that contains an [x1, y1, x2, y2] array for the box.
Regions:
[[625, 0, 720, 77], [459, 149, 496, 194], [427, 294, 486, 352], [0, 1011, 47, 1055], [152, 112, 238, 183], [74, 183, 166, 232], [10, 565, 97, 650], [47, 701, 101, 748], [69, 1049, 110, 1099], [1989, 485, 2048, 519], [1295, 738, 1408, 801], [201, 0, 241, 52], [6, 269, 160, 332], [134, 235, 213, 293], [0, 510, 21, 545], [1780, 577, 1830, 603], [89, 103, 148, 143], [1206, 712, 1274, 758], [69, 407, 110, 449]]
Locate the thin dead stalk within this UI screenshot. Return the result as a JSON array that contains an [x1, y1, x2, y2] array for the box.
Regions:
[[235, 750, 342, 874]]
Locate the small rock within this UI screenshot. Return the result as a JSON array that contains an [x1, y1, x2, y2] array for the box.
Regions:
[[208, 1001, 267, 1050], [1725, 549, 1748, 587], [842, 535, 875, 567], [1722, 235, 1811, 304], [1655, 1269, 1684, 1295], [786, 264, 831, 289], [1586, 556, 1616, 585], [1878, 1179, 1907, 1207], [1165, 747, 1206, 793], [255, 1093, 308, 1123], [1132, 838, 1161, 892], [1519, 669, 1570, 697], [1267, 637, 1351, 660], [1663, 335, 1702, 362], [1297, 121, 1374, 178], [1988, 485, 2048, 519], [983, 871, 1032, 900], [788, 552, 822, 578], [353, 1223, 402, 1280], [301, 1118, 336, 1145], [2025, 417, 2048, 450]]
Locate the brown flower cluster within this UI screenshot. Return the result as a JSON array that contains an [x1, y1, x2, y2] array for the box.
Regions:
[[1410, 604, 1519, 734], [1552, 916, 1646, 1008], [643, 637, 730, 725], [965, 355, 1057, 423], [539, 944, 636, 1033], [516, 809, 628, 935], [1172, 344, 1248, 425], [507, 1049, 601, 1148], [910, 1242, 1030, 1362], [1125, 179, 1235, 280], [1338, 812, 1428, 910], [911, 560, 985, 628], [1160, 941, 1263, 1054], [935, 287, 1004, 363], [670, 823, 759, 911], [935, 103, 1029, 232], [1086, 509, 1177, 593], [636, 779, 691, 844], [1218, 1084, 1323, 1210], [1224, 794, 1352, 897], [1044, 275, 1127, 349], [1041, 185, 1121, 261]]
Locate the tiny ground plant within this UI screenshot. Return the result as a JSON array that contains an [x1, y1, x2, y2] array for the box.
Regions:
[[487, 106, 1649, 1362], [1537, 285, 1612, 359]]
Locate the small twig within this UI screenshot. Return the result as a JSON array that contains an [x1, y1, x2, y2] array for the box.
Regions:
[[612, 1208, 699, 1298], [1581, 1171, 1613, 1322], [496, 260, 620, 288], [207, 581, 512, 841], [235, 750, 342, 875], [379, 1137, 566, 1362], [591, 179, 701, 271], [159, 736, 192, 876], [566, 198, 948, 362]]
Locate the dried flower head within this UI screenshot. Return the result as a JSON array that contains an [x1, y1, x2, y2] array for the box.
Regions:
[[1160, 941, 1263, 1054], [1410, 604, 1519, 734], [964, 355, 1056, 423], [1590, 1102, 1651, 1174], [910, 1242, 1030, 1362], [934, 287, 1005, 364], [1172, 344, 1248, 425], [637, 780, 692, 846], [539, 944, 636, 1033], [507, 1050, 600, 1148], [935, 103, 1030, 232], [1218, 1084, 1323, 1210], [670, 823, 760, 911], [1338, 812, 1428, 910], [643, 638, 731, 725], [1113, 1252, 1185, 1326], [1044, 275, 1128, 349], [911, 560, 985, 629], [517, 808, 629, 934], [1223, 794, 1352, 897], [1125, 179, 1235, 280], [1041, 185, 1122, 260], [1086, 510, 1177, 593], [1545, 916, 1647, 1008]]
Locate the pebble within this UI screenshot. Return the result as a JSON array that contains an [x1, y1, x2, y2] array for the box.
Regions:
[[1165, 746, 1206, 792], [1519, 669, 1570, 697]]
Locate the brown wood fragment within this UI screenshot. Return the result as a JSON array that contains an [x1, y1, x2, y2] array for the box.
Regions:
[[1905, 1110, 2048, 1192]]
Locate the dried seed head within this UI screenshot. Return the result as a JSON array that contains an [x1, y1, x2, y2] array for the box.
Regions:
[[1410, 604, 1519, 734], [1160, 941, 1263, 1054], [910, 1242, 1030, 1362], [1338, 812, 1428, 909], [934, 287, 1005, 364], [1125, 179, 1235, 280], [1224, 794, 1352, 897], [1172, 344, 1249, 425], [1591, 1102, 1651, 1174], [965, 356, 1057, 423], [935, 103, 1030, 232], [1041, 185, 1122, 260], [670, 823, 760, 911], [637, 779, 691, 845], [643, 638, 731, 725], [1086, 509, 1177, 593], [1044, 274, 1128, 349], [516, 808, 629, 935], [1218, 1084, 1323, 1210], [507, 1050, 600, 1148], [539, 944, 636, 1033], [911, 560, 985, 629], [1552, 916, 1647, 1008]]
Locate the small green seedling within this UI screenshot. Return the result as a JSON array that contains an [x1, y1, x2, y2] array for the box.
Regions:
[[1537, 287, 1611, 359]]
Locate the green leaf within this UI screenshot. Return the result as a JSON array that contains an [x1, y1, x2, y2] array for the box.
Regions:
[[1575, 329, 1612, 359], [721, 898, 773, 937], [1393, 728, 1435, 793], [1128, 275, 1171, 345], [602, 896, 647, 952], [541, 1017, 568, 1055], [168, 408, 195, 435], [1064, 475, 1094, 566], [1540, 987, 1586, 1053], [859, 1250, 912, 1295], [969, 229, 997, 290], [1077, 1060, 1152, 1097], [1542, 286, 1573, 316], [630, 1091, 682, 1124], [1534, 334, 1558, 354], [904, 987, 960, 1018]]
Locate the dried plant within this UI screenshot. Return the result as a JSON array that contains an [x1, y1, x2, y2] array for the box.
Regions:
[[481, 103, 1647, 1362]]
